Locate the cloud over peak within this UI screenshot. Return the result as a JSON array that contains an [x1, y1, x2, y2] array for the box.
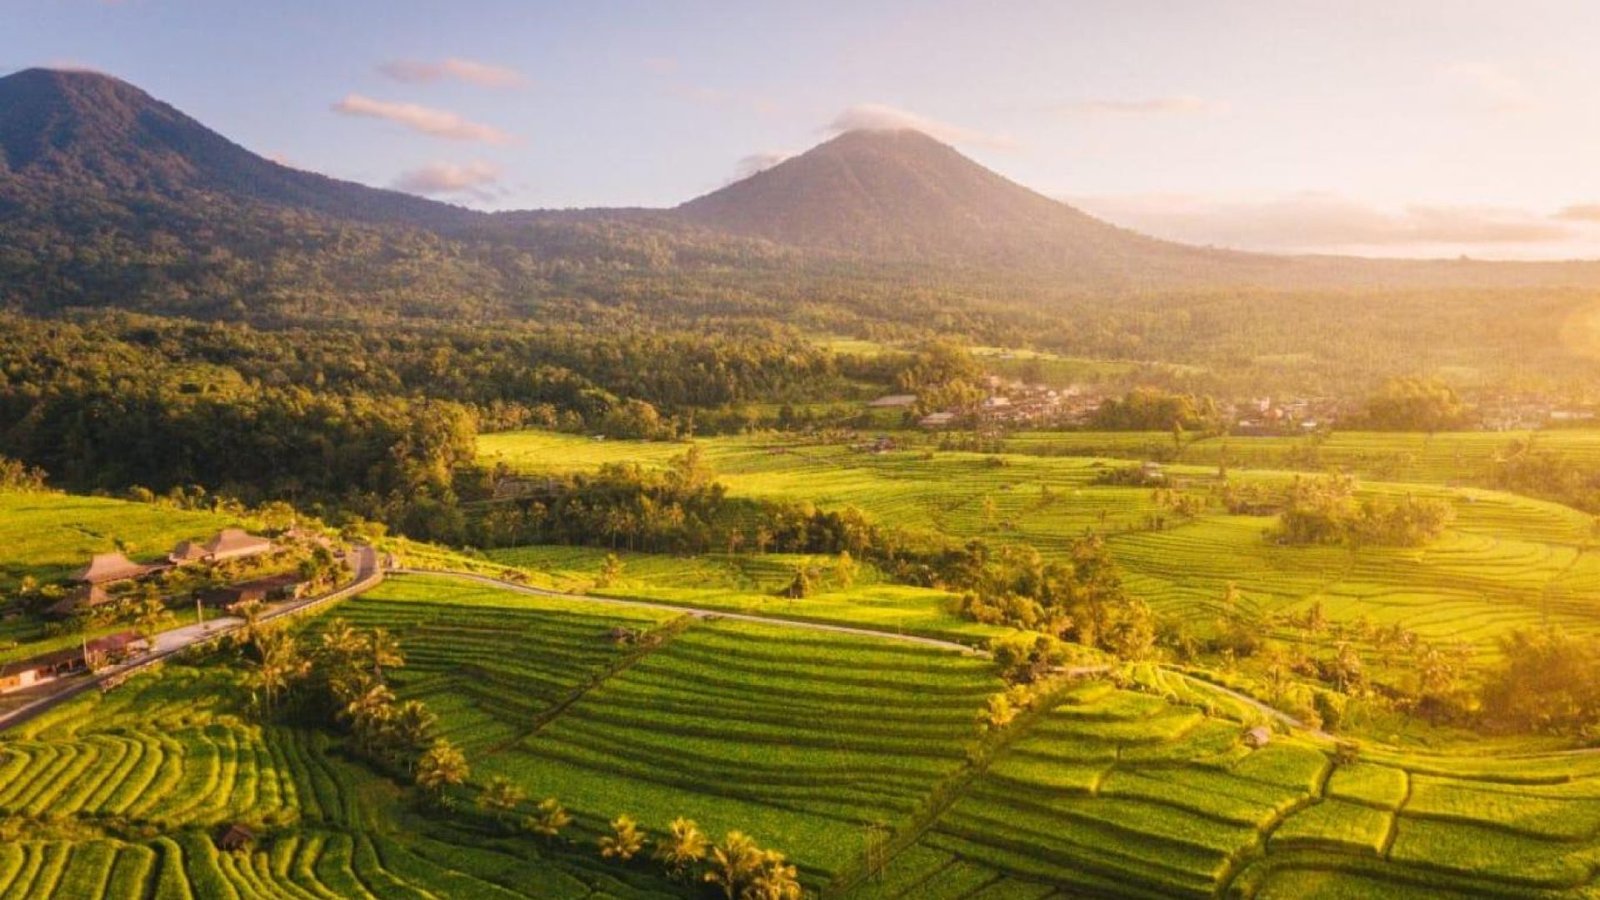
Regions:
[[378, 58, 527, 89], [332, 94, 513, 144], [827, 104, 1016, 150], [391, 160, 502, 201]]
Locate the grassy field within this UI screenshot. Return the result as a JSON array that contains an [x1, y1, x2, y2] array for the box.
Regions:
[[1001, 428, 1600, 484], [482, 545, 1006, 644], [477, 430, 1600, 661], [0, 490, 251, 666]]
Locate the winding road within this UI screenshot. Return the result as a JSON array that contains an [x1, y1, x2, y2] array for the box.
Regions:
[[0, 545, 381, 734]]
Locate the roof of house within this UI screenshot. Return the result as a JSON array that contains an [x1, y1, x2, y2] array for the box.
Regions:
[[202, 528, 273, 556], [216, 823, 255, 850], [72, 552, 148, 584], [0, 645, 85, 678], [169, 540, 208, 563], [1243, 725, 1273, 748], [867, 394, 917, 408], [86, 631, 146, 655], [44, 584, 110, 618]]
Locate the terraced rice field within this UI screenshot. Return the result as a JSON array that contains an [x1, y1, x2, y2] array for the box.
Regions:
[[484, 545, 1003, 643], [7, 571, 1600, 897], [859, 673, 1600, 898], [0, 652, 695, 898], [1001, 428, 1600, 485], [478, 430, 1600, 657]]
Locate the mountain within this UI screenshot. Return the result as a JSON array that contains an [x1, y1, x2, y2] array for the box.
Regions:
[[0, 67, 475, 228], [675, 128, 1243, 275]]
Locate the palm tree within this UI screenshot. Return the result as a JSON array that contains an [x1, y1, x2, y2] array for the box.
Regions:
[[343, 681, 396, 756], [476, 775, 526, 831], [367, 627, 404, 679], [232, 598, 267, 653], [524, 797, 572, 840], [414, 738, 469, 804], [746, 850, 802, 900], [704, 832, 763, 900], [133, 594, 174, 641], [598, 814, 646, 861], [248, 631, 308, 716], [390, 700, 438, 763], [652, 817, 709, 879]]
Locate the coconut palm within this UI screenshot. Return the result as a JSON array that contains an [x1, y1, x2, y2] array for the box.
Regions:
[[704, 831, 764, 900], [524, 797, 572, 839], [476, 775, 526, 830], [415, 738, 469, 803], [598, 814, 646, 861], [652, 816, 709, 879], [746, 849, 803, 900], [390, 699, 438, 761], [367, 626, 404, 679]]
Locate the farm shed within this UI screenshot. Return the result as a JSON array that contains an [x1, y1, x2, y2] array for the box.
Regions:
[[72, 551, 151, 585], [1243, 726, 1273, 749], [44, 583, 111, 620], [198, 573, 307, 611], [868, 394, 917, 408], [201, 528, 275, 563], [215, 823, 255, 851]]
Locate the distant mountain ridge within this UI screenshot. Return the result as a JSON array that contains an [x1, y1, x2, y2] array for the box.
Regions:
[[3, 65, 1600, 315], [0, 67, 476, 228], [676, 128, 1233, 272]]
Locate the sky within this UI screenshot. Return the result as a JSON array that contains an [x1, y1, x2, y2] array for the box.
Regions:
[[8, 0, 1600, 259]]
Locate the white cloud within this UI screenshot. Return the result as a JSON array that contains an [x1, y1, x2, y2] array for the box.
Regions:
[[725, 150, 792, 184], [332, 94, 513, 144], [826, 103, 1015, 150], [1556, 204, 1600, 223], [1055, 96, 1228, 117], [1071, 191, 1585, 257], [379, 58, 527, 89], [1439, 62, 1534, 113], [391, 160, 502, 200]]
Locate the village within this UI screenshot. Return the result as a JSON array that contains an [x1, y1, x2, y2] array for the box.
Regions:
[[872, 377, 1598, 435], [0, 527, 348, 696]]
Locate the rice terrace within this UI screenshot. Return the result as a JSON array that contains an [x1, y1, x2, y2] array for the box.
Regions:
[[8, 3, 1600, 897]]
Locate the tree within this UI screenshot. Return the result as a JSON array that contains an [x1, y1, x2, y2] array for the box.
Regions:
[[833, 551, 858, 590], [246, 630, 308, 717], [652, 816, 709, 879], [704, 832, 764, 900], [779, 565, 816, 599], [367, 627, 405, 680], [525, 797, 572, 839], [133, 594, 174, 641], [476, 776, 526, 830], [597, 552, 624, 589], [599, 814, 646, 861], [746, 850, 803, 900], [390, 700, 438, 765], [414, 738, 469, 803]]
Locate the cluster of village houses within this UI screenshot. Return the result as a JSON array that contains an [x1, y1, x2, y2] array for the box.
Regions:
[[0, 528, 306, 694], [875, 380, 1598, 434]]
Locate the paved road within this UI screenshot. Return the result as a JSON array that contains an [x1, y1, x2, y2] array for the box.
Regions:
[[0, 545, 382, 734]]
